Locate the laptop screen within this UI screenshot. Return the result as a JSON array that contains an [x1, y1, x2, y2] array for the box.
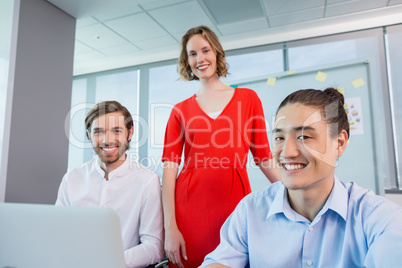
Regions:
[[0, 203, 126, 268]]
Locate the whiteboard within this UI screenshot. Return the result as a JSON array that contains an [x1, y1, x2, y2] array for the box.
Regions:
[[237, 60, 378, 193]]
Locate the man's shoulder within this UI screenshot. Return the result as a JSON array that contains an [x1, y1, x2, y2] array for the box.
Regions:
[[126, 158, 159, 181], [345, 181, 391, 207], [343, 181, 401, 220], [241, 182, 282, 209]]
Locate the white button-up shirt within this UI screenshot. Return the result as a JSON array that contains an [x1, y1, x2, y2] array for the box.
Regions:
[[56, 157, 164, 268]]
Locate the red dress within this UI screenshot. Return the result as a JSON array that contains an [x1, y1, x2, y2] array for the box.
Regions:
[[162, 88, 272, 267]]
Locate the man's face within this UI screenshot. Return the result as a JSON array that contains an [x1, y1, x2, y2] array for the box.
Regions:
[[272, 103, 340, 192], [89, 112, 133, 165]]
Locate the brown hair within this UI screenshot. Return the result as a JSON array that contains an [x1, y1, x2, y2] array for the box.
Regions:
[[276, 88, 349, 139], [85, 101, 133, 142], [178, 25, 228, 81]]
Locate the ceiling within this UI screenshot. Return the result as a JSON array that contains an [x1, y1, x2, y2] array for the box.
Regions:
[[46, 0, 402, 76]]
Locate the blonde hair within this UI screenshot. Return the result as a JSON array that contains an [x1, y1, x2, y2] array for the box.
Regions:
[[178, 25, 228, 81]]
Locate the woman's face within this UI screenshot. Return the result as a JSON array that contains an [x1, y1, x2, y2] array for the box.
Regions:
[[186, 34, 217, 80], [272, 103, 347, 192]]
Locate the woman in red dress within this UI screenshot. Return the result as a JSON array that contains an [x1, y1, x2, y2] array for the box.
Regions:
[[162, 26, 281, 268]]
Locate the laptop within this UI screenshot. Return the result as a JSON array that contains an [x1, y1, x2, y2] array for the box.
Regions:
[[0, 203, 126, 268]]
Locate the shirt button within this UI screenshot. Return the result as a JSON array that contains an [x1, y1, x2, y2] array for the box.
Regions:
[[308, 227, 314, 232], [307, 260, 313, 266]]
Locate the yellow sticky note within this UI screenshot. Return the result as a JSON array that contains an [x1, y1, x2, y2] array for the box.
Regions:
[[352, 78, 365, 88], [337, 87, 345, 95], [224, 83, 230, 86], [266, 77, 276, 86], [315, 71, 327, 82], [344, 103, 348, 109], [288, 70, 297, 75]]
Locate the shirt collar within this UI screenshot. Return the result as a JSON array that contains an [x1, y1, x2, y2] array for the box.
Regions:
[[327, 176, 348, 222], [267, 184, 308, 222], [266, 177, 348, 222], [266, 183, 286, 219], [94, 154, 130, 180]]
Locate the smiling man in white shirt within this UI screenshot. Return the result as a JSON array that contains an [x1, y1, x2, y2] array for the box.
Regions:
[[56, 101, 164, 268]]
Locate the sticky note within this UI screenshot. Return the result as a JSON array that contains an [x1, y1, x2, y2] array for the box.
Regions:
[[288, 70, 297, 75], [266, 77, 276, 86], [337, 87, 345, 95], [352, 78, 365, 88], [344, 103, 348, 109], [315, 71, 327, 82], [224, 83, 230, 86]]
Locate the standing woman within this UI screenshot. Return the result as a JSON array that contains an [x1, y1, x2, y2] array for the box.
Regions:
[[162, 25, 280, 268]]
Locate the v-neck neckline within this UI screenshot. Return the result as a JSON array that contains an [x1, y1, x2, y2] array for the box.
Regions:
[[192, 88, 237, 121]]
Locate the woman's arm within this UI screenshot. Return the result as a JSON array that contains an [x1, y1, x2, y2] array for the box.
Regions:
[[162, 161, 187, 268], [246, 91, 281, 184], [257, 159, 281, 183]]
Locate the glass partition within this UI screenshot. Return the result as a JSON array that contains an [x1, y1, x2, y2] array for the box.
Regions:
[[288, 29, 394, 193], [0, 0, 15, 201], [385, 25, 402, 190]]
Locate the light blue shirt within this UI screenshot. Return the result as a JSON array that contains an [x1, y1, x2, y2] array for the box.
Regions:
[[201, 177, 402, 268]]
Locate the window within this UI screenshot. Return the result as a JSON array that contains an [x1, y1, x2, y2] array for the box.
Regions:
[[288, 29, 396, 193], [68, 69, 139, 170], [148, 63, 196, 177], [223, 47, 284, 84], [288, 40, 357, 70], [67, 78, 89, 170]]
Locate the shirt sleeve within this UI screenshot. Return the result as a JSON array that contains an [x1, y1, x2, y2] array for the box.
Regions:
[[200, 200, 249, 268], [161, 105, 185, 165], [247, 91, 272, 164], [124, 173, 164, 268], [364, 205, 402, 267], [55, 174, 71, 206]]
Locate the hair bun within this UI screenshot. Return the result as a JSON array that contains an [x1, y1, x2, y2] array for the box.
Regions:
[[324, 87, 345, 104]]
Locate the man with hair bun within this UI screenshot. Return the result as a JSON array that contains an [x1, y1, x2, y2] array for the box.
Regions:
[[201, 88, 402, 268], [56, 101, 164, 268]]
